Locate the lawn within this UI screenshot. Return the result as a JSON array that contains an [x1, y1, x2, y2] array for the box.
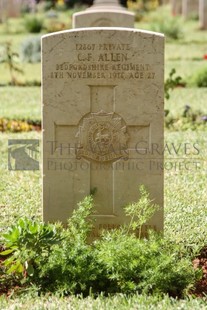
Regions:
[[0, 87, 41, 120], [0, 3, 207, 309], [0, 293, 207, 310]]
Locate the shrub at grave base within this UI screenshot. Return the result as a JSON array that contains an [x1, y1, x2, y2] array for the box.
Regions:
[[0, 194, 201, 297], [39, 196, 108, 295], [39, 237, 106, 295], [95, 230, 199, 297]]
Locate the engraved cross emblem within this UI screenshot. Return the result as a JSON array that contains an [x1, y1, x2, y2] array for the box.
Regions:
[[55, 85, 150, 217]]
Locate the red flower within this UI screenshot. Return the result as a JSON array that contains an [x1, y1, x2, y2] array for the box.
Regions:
[[203, 54, 207, 60]]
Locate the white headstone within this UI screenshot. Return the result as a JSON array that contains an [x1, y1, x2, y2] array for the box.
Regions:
[[171, 0, 182, 15], [42, 28, 164, 237], [7, 0, 21, 18], [73, 0, 134, 28], [199, 0, 207, 29], [182, 0, 199, 19]]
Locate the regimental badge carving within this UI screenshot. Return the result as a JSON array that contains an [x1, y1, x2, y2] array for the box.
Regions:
[[76, 111, 129, 162]]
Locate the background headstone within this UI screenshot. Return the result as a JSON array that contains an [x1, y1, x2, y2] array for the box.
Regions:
[[171, 0, 182, 15], [182, 0, 199, 19], [0, 0, 19, 21], [73, 0, 135, 28], [0, 0, 36, 21], [199, 0, 207, 29], [42, 28, 164, 237]]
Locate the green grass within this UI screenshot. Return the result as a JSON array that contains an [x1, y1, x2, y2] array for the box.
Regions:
[[0, 32, 40, 50], [165, 87, 207, 116], [164, 130, 207, 253], [165, 60, 207, 81], [0, 132, 41, 232], [165, 42, 207, 61], [0, 62, 41, 85], [0, 32, 41, 85], [0, 87, 41, 120], [0, 293, 207, 310]]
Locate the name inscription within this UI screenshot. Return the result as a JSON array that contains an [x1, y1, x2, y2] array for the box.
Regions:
[[49, 43, 156, 80]]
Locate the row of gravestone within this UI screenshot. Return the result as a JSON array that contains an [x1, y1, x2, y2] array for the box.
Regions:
[[172, 0, 207, 29], [74, 0, 207, 30], [1, 0, 207, 30], [42, 0, 164, 238]]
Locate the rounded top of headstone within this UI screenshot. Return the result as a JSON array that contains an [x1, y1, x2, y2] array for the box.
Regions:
[[42, 27, 164, 40]]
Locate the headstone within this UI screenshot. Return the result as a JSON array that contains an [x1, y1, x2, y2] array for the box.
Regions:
[[42, 28, 164, 237], [0, 0, 6, 22], [7, 0, 22, 18], [182, 0, 199, 19], [0, 0, 35, 20], [199, 0, 207, 29], [73, 0, 135, 28], [171, 0, 182, 15]]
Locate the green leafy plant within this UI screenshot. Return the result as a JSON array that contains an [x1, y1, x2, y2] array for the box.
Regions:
[[0, 218, 61, 281], [124, 185, 160, 238], [165, 68, 183, 100], [24, 16, 44, 33], [0, 42, 24, 86]]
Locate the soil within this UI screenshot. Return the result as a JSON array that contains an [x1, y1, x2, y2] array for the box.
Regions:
[[192, 246, 207, 297]]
